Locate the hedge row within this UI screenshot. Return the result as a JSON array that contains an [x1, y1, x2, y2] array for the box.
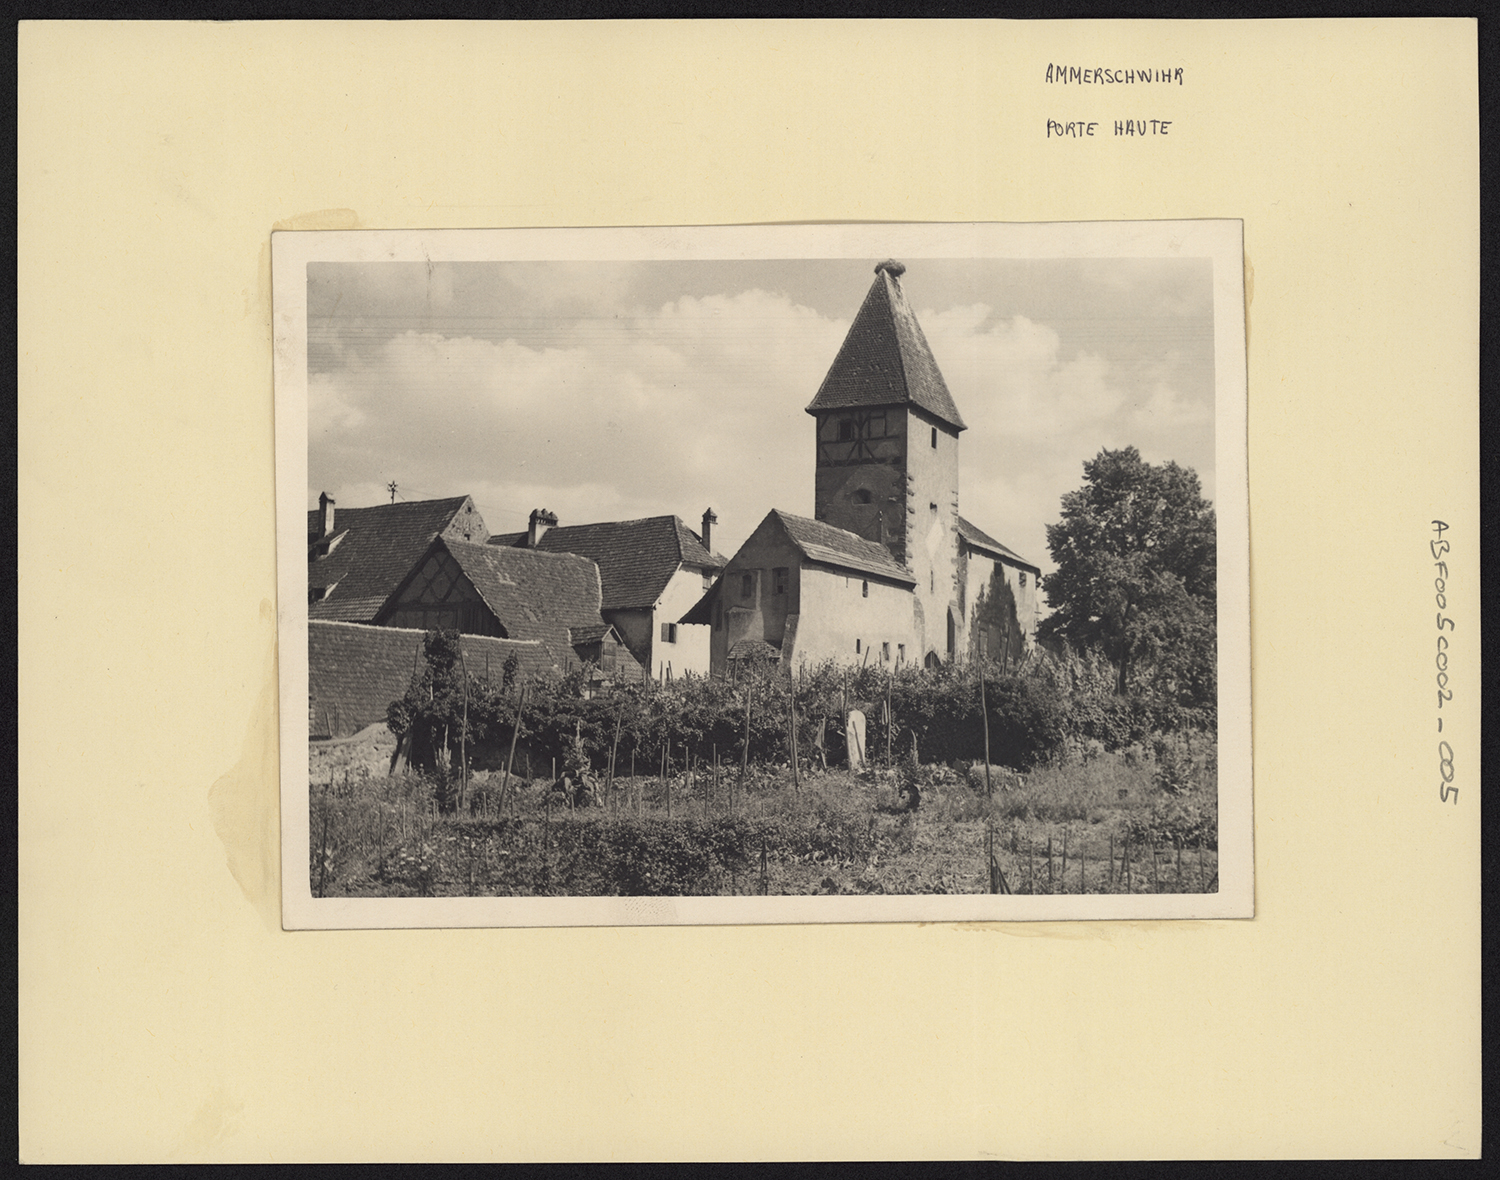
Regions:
[[387, 632, 1214, 782]]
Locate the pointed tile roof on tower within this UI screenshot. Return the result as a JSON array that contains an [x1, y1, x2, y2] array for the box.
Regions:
[[804, 259, 966, 431]]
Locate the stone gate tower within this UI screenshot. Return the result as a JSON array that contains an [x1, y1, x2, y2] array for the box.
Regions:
[[805, 260, 967, 664]]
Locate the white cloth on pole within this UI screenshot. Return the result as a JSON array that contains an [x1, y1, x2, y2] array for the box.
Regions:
[[846, 709, 866, 770]]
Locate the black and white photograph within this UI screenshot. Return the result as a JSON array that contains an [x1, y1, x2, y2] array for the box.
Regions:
[[274, 222, 1250, 926]]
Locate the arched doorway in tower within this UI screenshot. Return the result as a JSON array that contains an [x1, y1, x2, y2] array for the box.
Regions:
[[946, 606, 958, 659]]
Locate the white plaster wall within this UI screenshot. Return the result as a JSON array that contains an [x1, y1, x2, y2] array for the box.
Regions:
[[960, 550, 1041, 659], [653, 565, 715, 677], [792, 566, 917, 670]]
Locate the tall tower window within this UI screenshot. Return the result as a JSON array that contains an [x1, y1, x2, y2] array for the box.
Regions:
[[838, 418, 856, 441], [931, 426, 938, 448], [853, 488, 872, 504], [741, 572, 755, 599], [861, 580, 869, 598]]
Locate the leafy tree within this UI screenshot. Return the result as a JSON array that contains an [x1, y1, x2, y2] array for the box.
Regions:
[[386, 630, 497, 803], [1039, 447, 1215, 712]]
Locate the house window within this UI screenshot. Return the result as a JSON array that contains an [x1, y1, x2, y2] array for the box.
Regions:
[[931, 426, 938, 448], [855, 639, 861, 654], [881, 641, 890, 661], [1019, 571, 1027, 587], [861, 580, 869, 598], [702, 571, 714, 590], [773, 567, 789, 595], [661, 623, 678, 644], [741, 572, 754, 598]]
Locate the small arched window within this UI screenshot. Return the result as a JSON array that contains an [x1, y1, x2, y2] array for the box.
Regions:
[[853, 488, 872, 504], [861, 580, 869, 598]]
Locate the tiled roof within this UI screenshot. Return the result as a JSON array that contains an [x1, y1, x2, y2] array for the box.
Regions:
[[439, 540, 607, 648], [805, 261, 967, 431], [308, 496, 480, 622], [567, 623, 613, 646], [773, 510, 917, 585], [496, 516, 725, 610], [308, 620, 552, 738], [957, 516, 1038, 571]]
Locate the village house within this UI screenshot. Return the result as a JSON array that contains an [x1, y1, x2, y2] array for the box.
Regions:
[[307, 493, 488, 620], [680, 509, 917, 671], [682, 259, 1040, 675], [489, 509, 725, 679], [306, 493, 639, 739]]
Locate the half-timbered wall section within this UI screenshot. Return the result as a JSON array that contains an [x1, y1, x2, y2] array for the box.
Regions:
[[378, 546, 506, 636]]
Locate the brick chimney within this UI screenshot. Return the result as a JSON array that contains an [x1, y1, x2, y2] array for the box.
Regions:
[[317, 491, 336, 539], [527, 508, 558, 548], [701, 507, 717, 554]]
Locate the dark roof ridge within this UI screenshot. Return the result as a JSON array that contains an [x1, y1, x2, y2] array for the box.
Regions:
[[769, 508, 917, 585], [956, 515, 1039, 571]]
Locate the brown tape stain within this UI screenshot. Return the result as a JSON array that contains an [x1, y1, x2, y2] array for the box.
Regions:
[[271, 207, 361, 232], [207, 600, 281, 931], [173, 1084, 244, 1160]]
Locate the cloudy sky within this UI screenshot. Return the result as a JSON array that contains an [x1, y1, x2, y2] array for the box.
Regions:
[[307, 255, 1216, 587]]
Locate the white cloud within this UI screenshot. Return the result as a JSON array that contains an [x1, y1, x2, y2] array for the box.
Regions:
[[310, 288, 846, 555], [310, 269, 1216, 583]]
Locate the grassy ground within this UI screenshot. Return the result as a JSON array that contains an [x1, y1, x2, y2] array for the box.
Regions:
[[309, 734, 1219, 898]]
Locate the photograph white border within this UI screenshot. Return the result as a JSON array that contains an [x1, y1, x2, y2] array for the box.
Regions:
[[274, 220, 1251, 928]]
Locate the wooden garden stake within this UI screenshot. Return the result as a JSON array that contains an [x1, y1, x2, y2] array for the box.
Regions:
[[980, 672, 993, 796], [1109, 834, 1115, 889], [739, 684, 752, 806], [1047, 835, 1054, 891], [458, 642, 470, 814], [607, 709, 622, 819], [1151, 845, 1160, 892], [885, 670, 893, 768], [1061, 829, 1068, 887], [788, 675, 800, 792]]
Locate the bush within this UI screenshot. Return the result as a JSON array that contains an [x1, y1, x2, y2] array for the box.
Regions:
[[1122, 790, 1218, 850], [387, 632, 1216, 790]]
